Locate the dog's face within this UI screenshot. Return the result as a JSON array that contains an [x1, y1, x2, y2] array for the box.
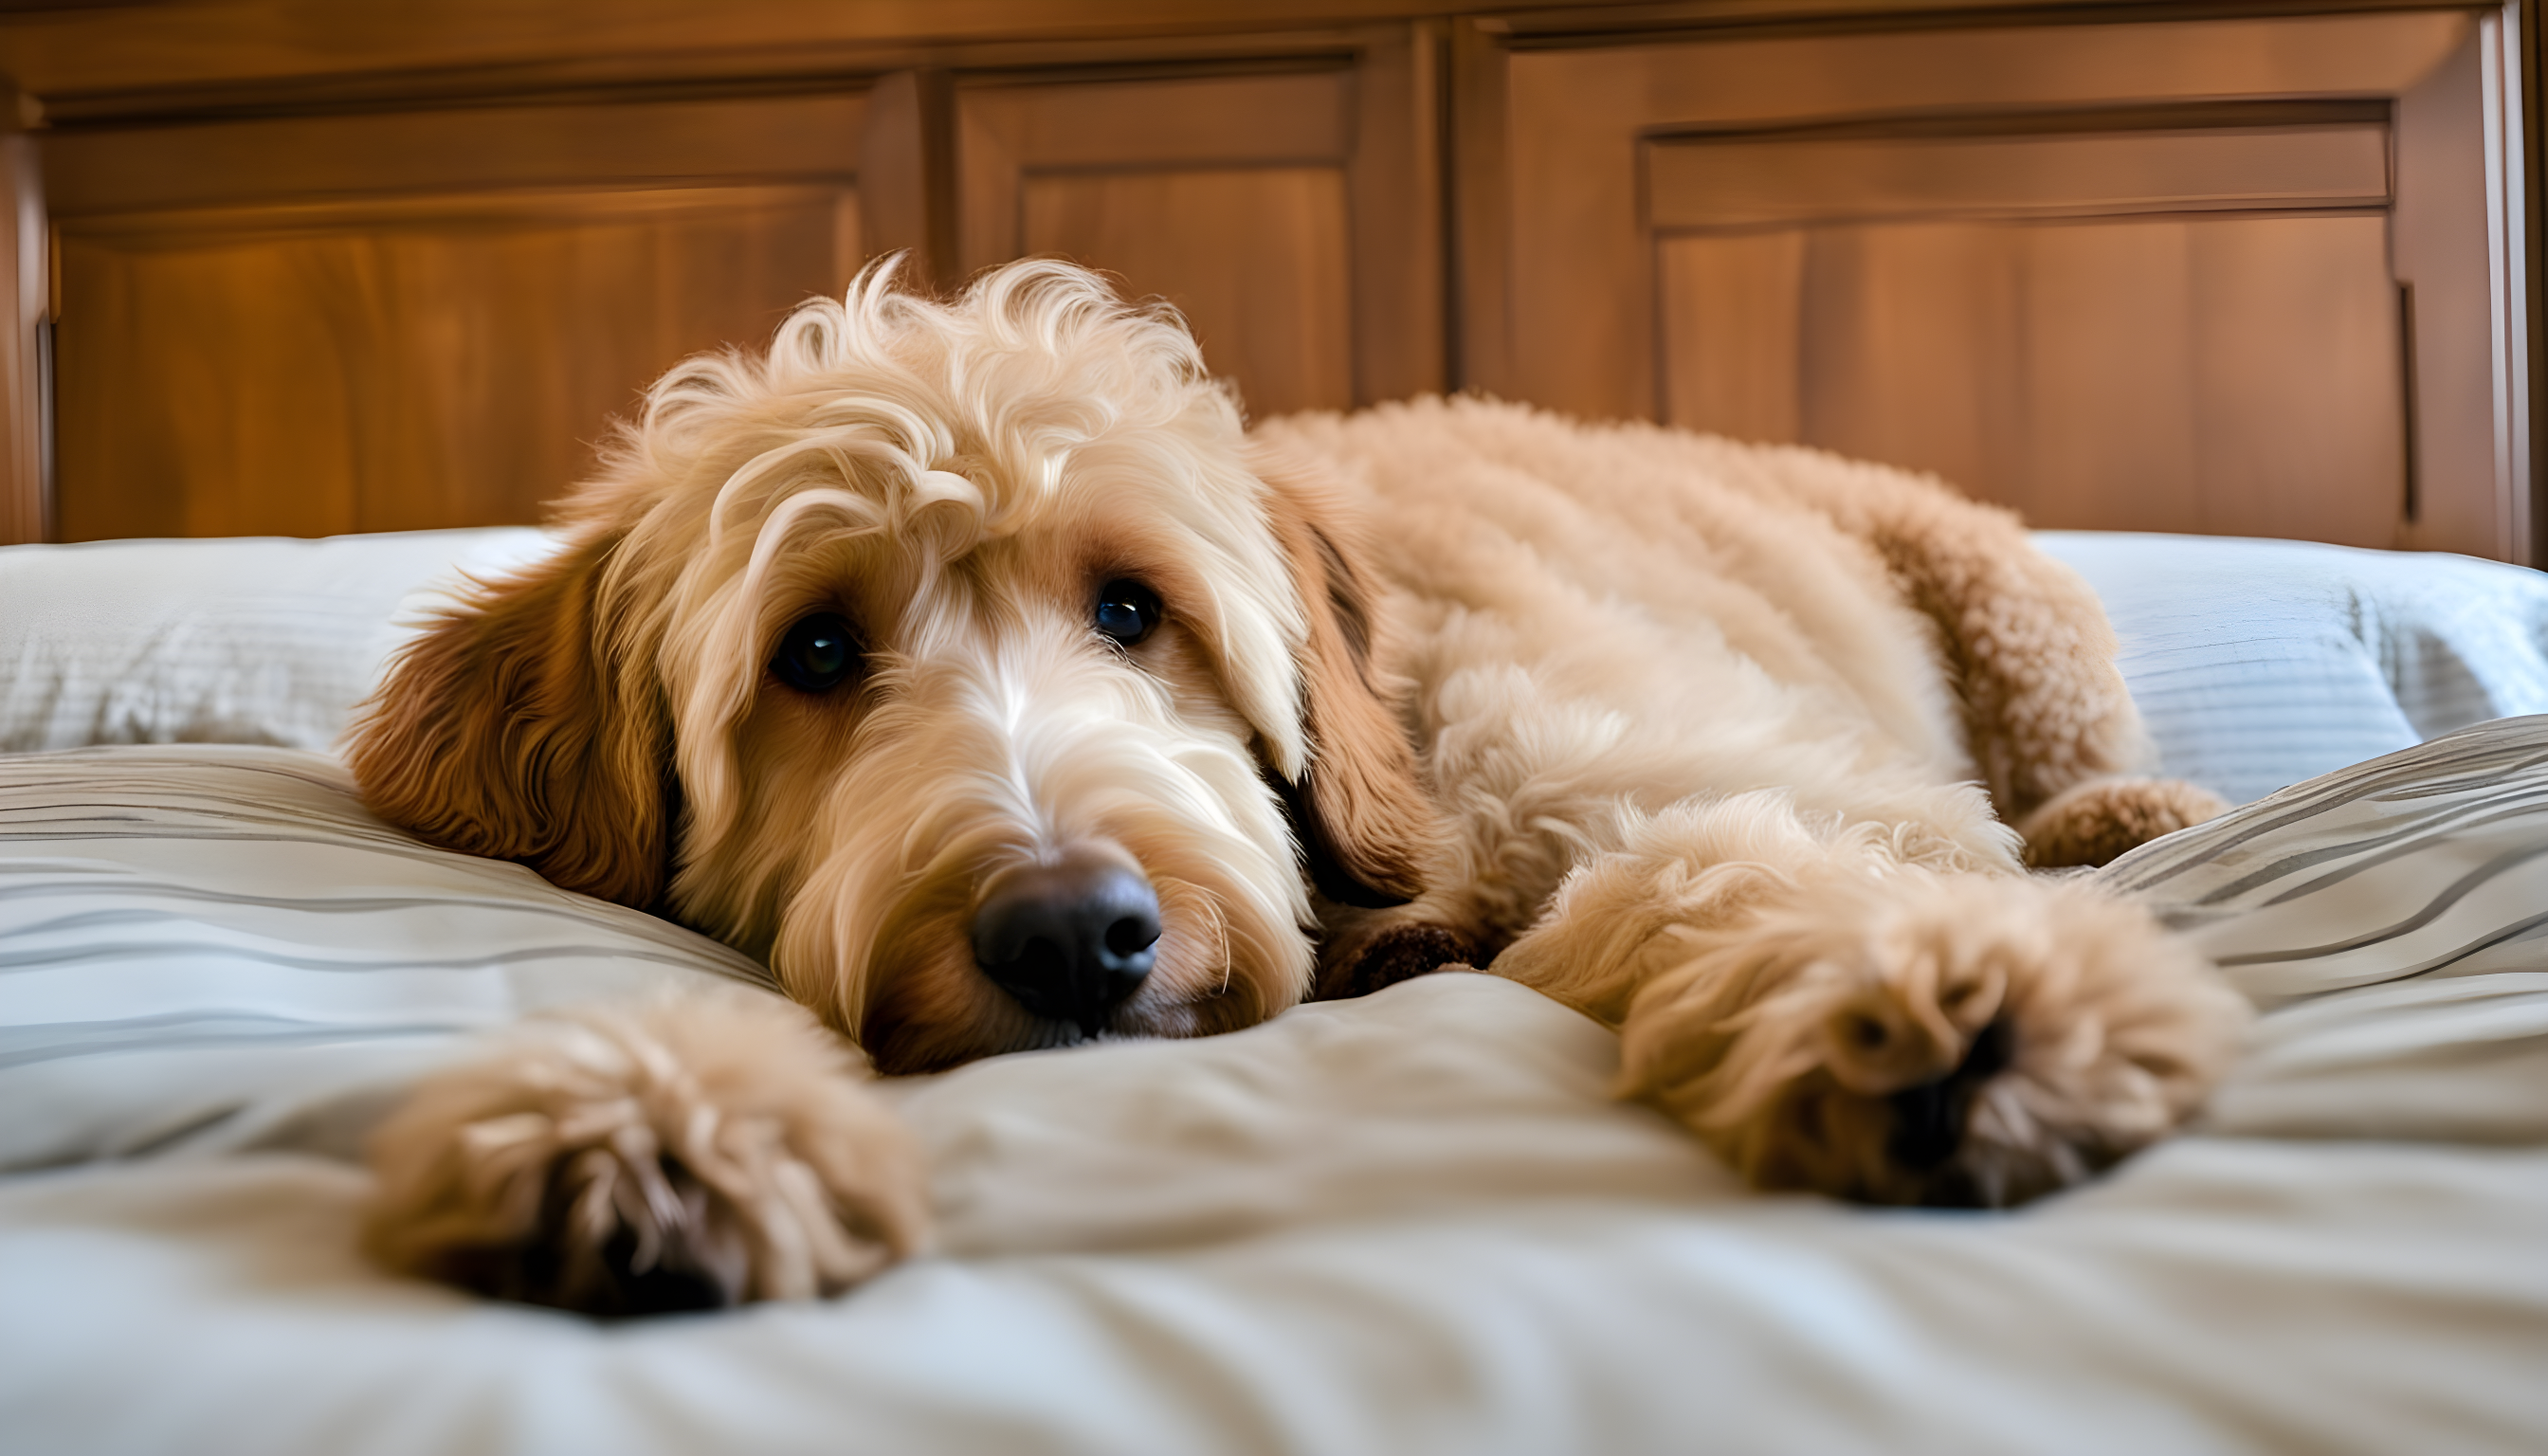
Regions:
[[350, 263, 1431, 1072]]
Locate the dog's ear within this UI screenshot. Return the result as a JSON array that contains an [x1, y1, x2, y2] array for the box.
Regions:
[[346, 536, 671, 909], [1257, 455, 1434, 908]]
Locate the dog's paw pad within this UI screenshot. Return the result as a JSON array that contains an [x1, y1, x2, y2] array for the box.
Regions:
[[1314, 922, 1478, 1001], [1882, 1017, 2012, 1173], [425, 1146, 754, 1316], [1624, 871, 2248, 1208], [364, 992, 928, 1315]]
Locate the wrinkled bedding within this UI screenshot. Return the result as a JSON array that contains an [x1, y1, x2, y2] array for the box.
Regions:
[[2, 529, 2545, 1456], [2, 721, 2543, 1456]]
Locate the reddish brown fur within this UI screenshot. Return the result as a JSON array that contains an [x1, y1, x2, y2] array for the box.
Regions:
[[1720, 457, 2148, 824], [348, 535, 671, 909], [1258, 455, 1437, 907]]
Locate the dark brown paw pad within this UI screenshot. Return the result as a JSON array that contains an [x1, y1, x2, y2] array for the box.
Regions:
[[423, 1153, 749, 1318], [1885, 1019, 2014, 1189], [1314, 923, 1477, 1001]]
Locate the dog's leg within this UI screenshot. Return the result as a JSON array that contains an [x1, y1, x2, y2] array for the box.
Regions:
[[363, 986, 928, 1315], [1495, 796, 2249, 1207], [2011, 774, 2234, 870], [1765, 461, 2226, 864]]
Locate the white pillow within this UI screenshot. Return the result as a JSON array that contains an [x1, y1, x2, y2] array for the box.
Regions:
[[2035, 532, 2548, 804], [5, 527, 2542, 809], [0, 529, 555, 755], [0, 743, 771, 1171]]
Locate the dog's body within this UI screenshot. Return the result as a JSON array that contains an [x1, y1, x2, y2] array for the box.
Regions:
[[350, 263, 2248, 1314]]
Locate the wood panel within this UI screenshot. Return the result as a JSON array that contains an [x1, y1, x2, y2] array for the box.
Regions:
[[960, 70, 1358, 418], [46, 89, 866, 540], [1022, 169, 1354, 416], [1646, 122, 2392, 228], [1664, 214, 2405, 545], [57, 190, 856, 538], [4, 3, 2536, 556], [0, 129, 41, 546], [956, 41, 1442, 419], [2393, 18, 2525, 558], [1655, 229, 1805, 446], [1473, 8, 2526, 557], [1650, 109, 2411, 544], [0, 0, 1490, 109], [1485, 10, 2466, 420], [41, 92, 871, 217]]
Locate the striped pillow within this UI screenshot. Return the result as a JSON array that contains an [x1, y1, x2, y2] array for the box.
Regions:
[[0, 744, 769, 1172], [2038, 532, 2548, 805], [2098, 713, 2548, 1010], [3, 719, 2544, 1176], [2099, 714, 2548, 1148], [0, 529, 554, 755]]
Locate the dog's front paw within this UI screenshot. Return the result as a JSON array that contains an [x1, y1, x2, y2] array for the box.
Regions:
[[2018, 775, 2228, 868], [363, 990, 928, 1316], [1311, 915, 1482, 1001], [1618, 871, 2248, 1207]]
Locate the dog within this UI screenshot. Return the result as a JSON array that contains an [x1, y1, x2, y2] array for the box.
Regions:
[[346, 259, 2249, 1314]]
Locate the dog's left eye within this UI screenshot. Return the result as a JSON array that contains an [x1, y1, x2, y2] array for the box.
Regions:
[[1094, 579, 1162, 646], [773, 611, 859, 694]]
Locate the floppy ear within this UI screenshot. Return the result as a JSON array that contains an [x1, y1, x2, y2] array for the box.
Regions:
[[346, 536, 672, 909], [1257, 456, 1435, 908]]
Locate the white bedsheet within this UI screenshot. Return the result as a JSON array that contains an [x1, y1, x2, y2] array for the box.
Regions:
[[3, 722, 2544, 1456]]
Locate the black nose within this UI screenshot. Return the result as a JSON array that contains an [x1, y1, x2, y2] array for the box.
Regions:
[[970, 852, 1161, 1035]]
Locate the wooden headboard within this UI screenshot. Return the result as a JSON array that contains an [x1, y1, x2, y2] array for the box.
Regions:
[[1, 0, 2540, 563]]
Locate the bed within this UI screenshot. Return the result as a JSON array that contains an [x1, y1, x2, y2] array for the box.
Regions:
[[2, 527, 2544, 1456]]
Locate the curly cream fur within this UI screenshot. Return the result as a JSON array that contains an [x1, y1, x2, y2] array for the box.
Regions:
[[354, 261, 2246, 1311]]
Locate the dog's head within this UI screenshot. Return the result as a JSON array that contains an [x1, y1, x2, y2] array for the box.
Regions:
[[349, 260, 1432, 1071]]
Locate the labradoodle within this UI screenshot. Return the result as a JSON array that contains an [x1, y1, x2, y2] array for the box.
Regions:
[[348, 260, 2248, 1314]]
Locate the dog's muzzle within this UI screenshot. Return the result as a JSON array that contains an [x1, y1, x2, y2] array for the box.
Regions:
[[969, 849, 1161, 1035]]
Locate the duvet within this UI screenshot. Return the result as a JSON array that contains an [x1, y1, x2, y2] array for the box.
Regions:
[[0, 530, 2543, 1456]]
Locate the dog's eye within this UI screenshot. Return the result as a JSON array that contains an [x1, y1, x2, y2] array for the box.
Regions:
[[1094, 579, 1162, 646], [773, 611, 859, 693]]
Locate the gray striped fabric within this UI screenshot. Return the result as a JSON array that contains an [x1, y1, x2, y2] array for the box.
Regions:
[[4, 719, 2544, 1177], [0, 744, 771, 1171], [2099, 714, 2548, 1011]]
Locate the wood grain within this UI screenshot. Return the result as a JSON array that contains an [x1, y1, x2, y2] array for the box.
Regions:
[[1498, 9, 2465, 424], [1663, 214, 2405, 544], [1656, 229, 1805, 445], [6, 2, 2532, 559], [57, 190, 855, 538], [1022, 169, 1354, 417], [0, 133, 41, 547], [1483, 8, 2521, 554], [959, 64, 1376, 414], [43, 92, 870, 217]]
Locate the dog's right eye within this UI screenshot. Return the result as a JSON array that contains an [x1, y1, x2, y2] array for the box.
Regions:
[[1094, 579, 1162, 646], [773, 612, 859, 694]]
